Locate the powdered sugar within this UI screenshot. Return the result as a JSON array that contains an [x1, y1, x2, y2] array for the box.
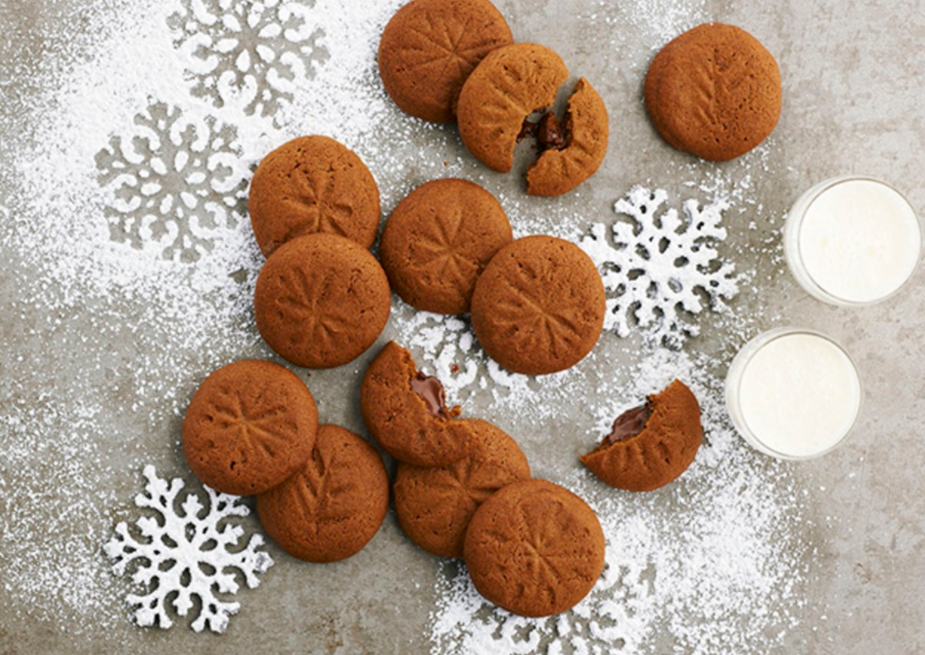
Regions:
[[393, 308, 544, 407], [95, 100, 251, 262], [168, 0, 329, 120], [582, 0, 710, 52]]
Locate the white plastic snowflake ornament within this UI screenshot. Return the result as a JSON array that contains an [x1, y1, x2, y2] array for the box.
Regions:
[[580, 186, 739, 348], [104, 465, 273, 633]]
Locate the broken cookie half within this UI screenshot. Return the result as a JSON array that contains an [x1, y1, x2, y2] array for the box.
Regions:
[[456, 43, 609, 196], [581, 379, 703, 491]]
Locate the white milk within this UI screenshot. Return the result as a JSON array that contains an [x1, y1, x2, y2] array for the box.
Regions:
[[725, 329, 861, 459], [784, 177, 921, 305]]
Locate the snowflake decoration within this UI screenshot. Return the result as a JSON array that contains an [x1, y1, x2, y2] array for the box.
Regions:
[[168, 0, 330, 118], [580, 186, 739, 349], [103, 465, 274, 634], [95, 101, 249, 263]]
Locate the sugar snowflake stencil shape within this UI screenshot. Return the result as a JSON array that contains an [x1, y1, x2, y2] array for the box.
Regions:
[[431, 556, 642, 655], [95, 101, 250, 263], [103, 466, 273, 634], [580, 186, 740, 348], [168, 0, 330, 119], [393, 309, 540, 405]]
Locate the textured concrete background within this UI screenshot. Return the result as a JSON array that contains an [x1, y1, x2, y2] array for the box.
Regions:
[[1, 0, 924, 653]]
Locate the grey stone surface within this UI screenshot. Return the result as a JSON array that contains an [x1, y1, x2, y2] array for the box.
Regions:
[[1, 0, 924, 654]]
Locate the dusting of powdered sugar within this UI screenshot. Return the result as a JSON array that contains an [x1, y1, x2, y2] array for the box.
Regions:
[[582, 0, 710, 51], [95, 100, 252, 263], [167, 0, 330, 120], [392, 308, 535, 405], [429, 350, 808, 655]]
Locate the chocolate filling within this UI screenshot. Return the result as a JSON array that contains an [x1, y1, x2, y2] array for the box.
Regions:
[[602, 402, 652, 446], [517, 106, 551, 142], [517, 116, 540, 142], [517, 109, 570, 151], [536, 112, 568, 151], [411, 371, 449, 418]]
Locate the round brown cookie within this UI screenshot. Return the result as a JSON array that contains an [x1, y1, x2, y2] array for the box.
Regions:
[[378, 0, 514, 123], [379, 178, 513, 314], [463, 479, 605, 617], [526, 78, 609, 197], [361, 341, 477, 467], [256, 424, 389, 563], [393, 418, 530, 558], [248, 135, 380, 256], [457, 43, 569, 172], [580, 379, 703, 491], [470, 235, 606, 375], [254, 233, 391, 369], [643, 23, 782, 162], [182, 359, 318, 496]]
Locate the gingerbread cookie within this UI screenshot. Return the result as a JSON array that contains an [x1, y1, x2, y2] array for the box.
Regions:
[[256, 424, 389, 563], [525, 78, 609, 197], [580, 379, 703, 491], [182, 359, 318, 496], [378, 0, 514, 123], [463, 479, 605, 617], [457, 43, 568, 172], [470, 235, 606, 375], [361, 341, 477, 467], [644, 23, 782, 161], [254, 233, 391, 369], [379, 178, 513, 314], [393, 418, 530, 558], [248, 135, 381, 256]]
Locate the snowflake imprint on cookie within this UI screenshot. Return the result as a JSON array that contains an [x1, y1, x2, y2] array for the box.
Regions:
[[95, 101, 250, 263], [580, 186, 740, 349], [168, 0, 330, 119], [103, 465, 273, 634]]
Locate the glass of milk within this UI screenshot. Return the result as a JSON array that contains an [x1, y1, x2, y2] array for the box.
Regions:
[[784, 176, 921, 305], [725, 328, 862, 459]]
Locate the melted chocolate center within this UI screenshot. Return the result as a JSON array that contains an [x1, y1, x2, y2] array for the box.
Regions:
[[411, 371, 449, 418], [536, 112, 568, 151], [517, 110, 570, 151], [517, 116, 541, 142], [602, 402, 652, 446]]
